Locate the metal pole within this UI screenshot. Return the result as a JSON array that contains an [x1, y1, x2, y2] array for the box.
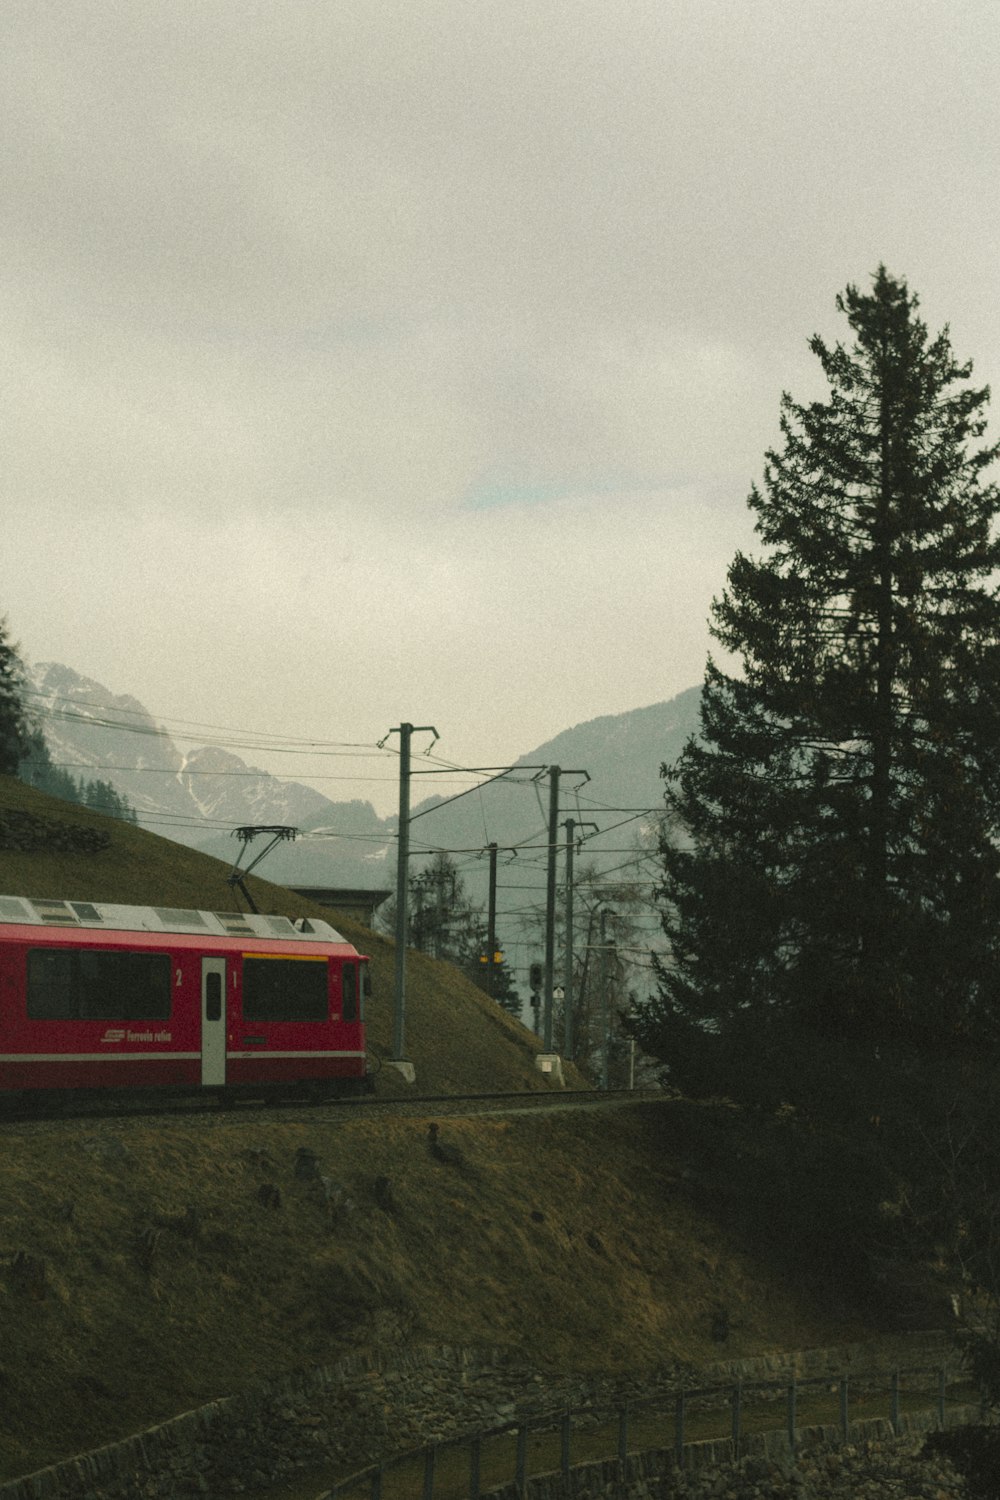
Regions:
[[543, 766, 560, 1051], [563, 818, 575, 1058], [470, 1436, 481, 1500], [515, 1425, 528, 1492], [600, 908, 613, 1090], [392, 722, 413, 1060], [385, 722, 438, 1060], [486, 843, 498, 1001]]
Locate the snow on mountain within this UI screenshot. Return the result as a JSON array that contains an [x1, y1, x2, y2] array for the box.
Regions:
[[29, 661, 187, 819], [25, 662, 701, 910], [27, 663, 385, 861]]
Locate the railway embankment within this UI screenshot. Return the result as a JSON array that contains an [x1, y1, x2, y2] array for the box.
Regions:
[[0, 1334, 969, 1500], [0, 1098, 956, 1492]]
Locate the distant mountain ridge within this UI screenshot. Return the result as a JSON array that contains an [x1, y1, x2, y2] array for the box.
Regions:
[[29, 661, 351, 830], [513, 690, 703, 806], [26, 662, 702, 904]]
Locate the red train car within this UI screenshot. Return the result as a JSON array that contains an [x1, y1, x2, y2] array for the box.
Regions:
[[0, 896, 371, 1105]]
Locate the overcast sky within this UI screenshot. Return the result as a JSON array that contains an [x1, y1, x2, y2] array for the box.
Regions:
[[3, 1, 998, 814]]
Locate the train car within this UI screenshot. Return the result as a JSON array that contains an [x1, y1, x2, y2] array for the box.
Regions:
[[0, 895, 371, 1106]]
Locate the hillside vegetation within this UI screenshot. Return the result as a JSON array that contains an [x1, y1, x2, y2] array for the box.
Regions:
[[0, 778, 906, 1484]]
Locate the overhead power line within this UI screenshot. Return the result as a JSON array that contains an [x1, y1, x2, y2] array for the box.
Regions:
[[22, 688, 380, 751], [47, 760, 404, 785], [33, 704, 392, 759]]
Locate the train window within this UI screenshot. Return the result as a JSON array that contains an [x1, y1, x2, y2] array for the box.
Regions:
[[205, 971, 223, 1022], [27, 948, 172, 1021], [31, 900, 78, 925], [153, 907, 207, 929], [360, 962, 370, 1021], [342, 963, 357, 1022], [70, 902, 103, 923], [26, 949, 75, 1019], [242, 957, 328, 1022]]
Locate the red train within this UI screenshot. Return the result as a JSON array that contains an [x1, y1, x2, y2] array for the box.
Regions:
[[0, 895, 371, 1105]]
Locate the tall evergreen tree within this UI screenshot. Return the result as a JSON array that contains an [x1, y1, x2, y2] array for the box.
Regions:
[[636, 269, 1000, 1108], [0, 617, 33, 775], [16, 729, 80, 802], [464, 931, 522, 1016]]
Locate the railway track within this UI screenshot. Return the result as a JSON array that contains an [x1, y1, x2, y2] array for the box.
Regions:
[[0, 1085, 661, 1135]]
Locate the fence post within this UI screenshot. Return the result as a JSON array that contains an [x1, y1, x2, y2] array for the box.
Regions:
[[674, 1391, 686, 1467], [515, 1424, 528, 1493], [891, 1371, 900, 1436], [618, 1403, 629, 1469], [470, 1435, 481, 1500], [371, 1465, 383, 1500], [731, 1381, 742, 1454], [423, 1445, 436, 1500], [787, 1378, 797, 1454], [840, 1376, 849, 1439], [561, 1411, 571, 1480]]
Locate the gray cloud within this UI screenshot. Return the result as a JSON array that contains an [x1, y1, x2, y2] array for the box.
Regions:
[[2, 0, 998, 809]]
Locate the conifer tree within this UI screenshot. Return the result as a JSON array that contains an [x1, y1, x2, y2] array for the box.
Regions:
[[636, 269, 1000, 1107], [0, 617, 32, 776]]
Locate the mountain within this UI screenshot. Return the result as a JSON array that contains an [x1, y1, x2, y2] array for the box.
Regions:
[[27, 663, 395, 887], [26, 662, 702, 921]]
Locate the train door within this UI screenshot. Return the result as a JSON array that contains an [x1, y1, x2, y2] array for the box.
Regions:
[[201, 956, 226, 1086]]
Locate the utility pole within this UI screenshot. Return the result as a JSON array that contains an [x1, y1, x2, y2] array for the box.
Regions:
[[600, 907, 616, 1090], [485, 842, 498, 1000], [540, 764, 589, 1054], [562, 816, 597, 1061], [543, 766, 560, 1051], [563, 815, 573, 1057], [381, 721, 438, 1065]]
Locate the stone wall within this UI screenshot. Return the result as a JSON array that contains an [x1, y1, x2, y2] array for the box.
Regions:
[[0, 810, 110, 854], [0, 1334, 964, 1500]]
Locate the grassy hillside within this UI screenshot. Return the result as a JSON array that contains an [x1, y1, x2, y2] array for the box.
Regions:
[[0, 776, 576, 1095], [0, 778, 898, 1485], [0, 1101, 886, 1483]]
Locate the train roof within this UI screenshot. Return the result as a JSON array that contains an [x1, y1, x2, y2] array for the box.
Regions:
[[0, 896, 347, 944]]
